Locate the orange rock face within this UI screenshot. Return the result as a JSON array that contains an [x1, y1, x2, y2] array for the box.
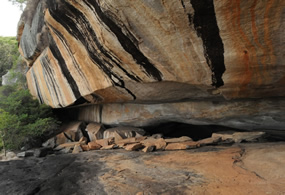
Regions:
[[18, 0, 285, 130]]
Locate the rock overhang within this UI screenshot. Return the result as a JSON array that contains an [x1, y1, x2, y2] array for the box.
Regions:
[[18, 0, 285, 130]]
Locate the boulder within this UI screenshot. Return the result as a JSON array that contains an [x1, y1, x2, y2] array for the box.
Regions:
[[141, 138, 167, 151], [17, 150, 34, 158], [51, 121, 85, 148], [212, 131, 266, 143], [95, 138, 112, 147], [103, 127, 145, 139], [87, 142, 102, 150], [232, 132, 265, 143], [124, 143, 144, 151], [34, 147, 51, 158], [85, 123, 105, 141]]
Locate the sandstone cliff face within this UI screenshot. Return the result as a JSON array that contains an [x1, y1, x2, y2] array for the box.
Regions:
[[18, 0, 285, 130]]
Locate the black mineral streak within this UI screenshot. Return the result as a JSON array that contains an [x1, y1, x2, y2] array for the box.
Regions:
[[31, 68, 44, 104], [40, 53, 63, 107], [46, 0, 137, 100], [49, 34, 81, 99], [190, 0, 225, 88], [85, 0, 163, 81]]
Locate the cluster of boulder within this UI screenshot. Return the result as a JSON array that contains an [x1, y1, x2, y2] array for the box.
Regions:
[[8, 121, 265, 159], [39, 121, 266, 155]]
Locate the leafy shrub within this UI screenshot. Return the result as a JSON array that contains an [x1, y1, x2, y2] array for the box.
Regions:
[[0, 85, 60, 150]]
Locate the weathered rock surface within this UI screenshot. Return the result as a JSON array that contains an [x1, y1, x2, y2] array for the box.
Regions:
[[18, 0, 285, 131], [75, 101, 285, 130], [1, 143, 285, 194]]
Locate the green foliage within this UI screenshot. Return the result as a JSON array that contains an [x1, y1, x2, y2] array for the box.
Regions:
[[0, 85, 60, 150], [0, 109, 20, 149], [0, 36, 19, 85]]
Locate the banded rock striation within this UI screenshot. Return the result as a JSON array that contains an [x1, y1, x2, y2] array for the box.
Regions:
[[18, 0, 285, 130]]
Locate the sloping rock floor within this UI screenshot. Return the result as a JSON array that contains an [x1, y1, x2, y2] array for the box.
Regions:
[[0, 142, 285, 195]]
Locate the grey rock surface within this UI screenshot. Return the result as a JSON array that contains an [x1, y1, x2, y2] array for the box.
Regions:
[[0, 143, 285, 194]]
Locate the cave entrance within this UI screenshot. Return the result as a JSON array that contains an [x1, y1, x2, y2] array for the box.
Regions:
[[142, 122, 285, 142], [143, 122, 250, 141]]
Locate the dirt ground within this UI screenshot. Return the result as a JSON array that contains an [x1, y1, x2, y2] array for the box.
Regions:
[[0, 142, 284, 195]]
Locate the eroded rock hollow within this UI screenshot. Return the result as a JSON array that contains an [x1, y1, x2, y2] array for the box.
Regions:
[[18, 0, 285, 131]]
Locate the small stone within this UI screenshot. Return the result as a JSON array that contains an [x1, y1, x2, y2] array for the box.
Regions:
[[17, 150, 34, 158], [136, 192, 144, 195], [88, 141, 102, 150], [125, 143, 144, 151], [142, 145, 155, 153], [17, 152, 26, 158], [72, 144, 83, 154], [164, 136, 193, 143]]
